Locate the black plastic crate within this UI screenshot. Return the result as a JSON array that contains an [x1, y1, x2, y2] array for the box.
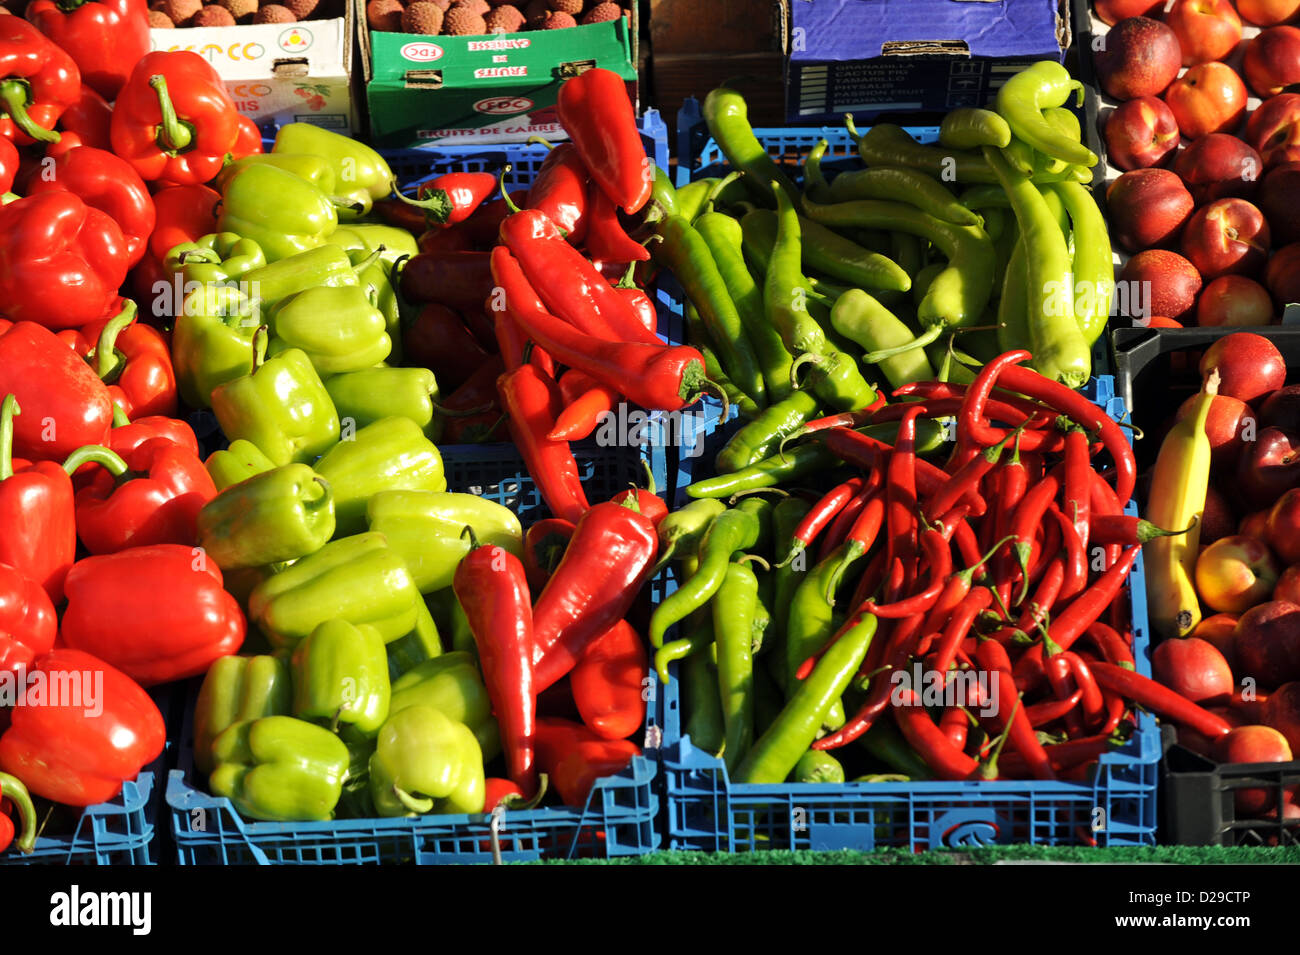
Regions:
[[1161, 727, 1300, 846]]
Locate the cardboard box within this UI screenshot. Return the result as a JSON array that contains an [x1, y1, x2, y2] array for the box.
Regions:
[[360, 10, 638, 147], [779, 0, 1070, 124], [149, 0, 358, 135]]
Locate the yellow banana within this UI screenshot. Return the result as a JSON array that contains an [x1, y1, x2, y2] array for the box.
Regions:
[[1145, 369, 1219, 639]]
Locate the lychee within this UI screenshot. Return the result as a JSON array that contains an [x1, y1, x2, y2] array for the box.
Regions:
[[253, 3, 296, 22], [581, 1, 619, 24], [547, 0, 580, 14], [367, 0, 403, 30], [161, 0, 201, 26], [402, 0, 443, 32], [283, 0, 317, 19], [148, 8, 175, 26], [192, 3, 235, 23], [457, 0, 489, 13], [540, 9, 574, 28], [441, 2, 485, 33], [221, 0, 258, 21], [484, 4, 522, 31]]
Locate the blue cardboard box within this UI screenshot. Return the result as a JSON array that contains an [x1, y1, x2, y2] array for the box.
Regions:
[[781, 0, 1069, 122]]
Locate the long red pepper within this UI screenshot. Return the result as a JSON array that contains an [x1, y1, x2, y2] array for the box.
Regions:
[[781, 475, 868, 567], [922, 428, 1016, 522], [893, 687, 979, 780], [497, 362, 590, 524], [526, 142, 588, 244], [863, 527, 951, 619], [1048, 502, 1087, 602], [1062, 427, 1091, 553], [824, 492, 884, 603], [1026, 690, 1085, 728], [1088, 469, 1123, 572], [873, 398, 1062, 452], [1044, 651, 1086, 738], [585, 184, 651, 263], [994, 733, 1122, 776], [453, 529, 537, 795], [896, 378, 1056, 422], [813, 428, 984, 510], [1005, 467, 1062, 602], [1089, 660, 1233, 740], [1016, 557, 1064, 637], [886, 406, 923, 569], [1065, 651, 1105, 728], [926, 585, 993, 677], [1088, 514, 1190, 546], [817, 483, 872, 562], [1083, 620, 1135, 668], [491, 247, 711, 412], [547, 383, 620, 442], [977, 639, 1055, 780], [938, 703, 969, 751]]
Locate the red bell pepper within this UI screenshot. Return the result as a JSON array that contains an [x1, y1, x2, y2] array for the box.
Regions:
[[60, 543, 245, 686], [522, 517, 575, 593], [0, 17, 79, 145], [26, 133, 155, 267], [0, 134, 15, 194], [0, 561, 56, 674], [83, 301, 178, 420], [230, 114, 263, 159], [453, 529, 537, 796], [67, 437, 215, 554], [556, 68, 650, 214], [0, 648, 166, 806], [497, 361, 590, 524], [107, 414, 199, 457], [534, 716, 640, 806], [0, 773, 37, 854], [0, 193, 128, 330], [526, 142, 588, 244], [146, 182, 219, 266], [27, 0, 148, 101], [0, 395, 77, 603], [0, 323, 113, 461], [532, 498, 658, 692], [585, 182, 650, 263], [570, 620, 647, 740], [55, 84, 112, 150], [110, 51, 240, 185], [491, 246, 711, 412]]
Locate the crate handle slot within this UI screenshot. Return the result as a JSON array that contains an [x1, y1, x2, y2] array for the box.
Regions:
[[880, 40, 971, 57], [272, 58, 310, 78], [555, 59, 597, 79], [404, 70, 444, 90]]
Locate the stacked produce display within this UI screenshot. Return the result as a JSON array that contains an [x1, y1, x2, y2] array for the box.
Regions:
[[0, 0, 1296, 865]]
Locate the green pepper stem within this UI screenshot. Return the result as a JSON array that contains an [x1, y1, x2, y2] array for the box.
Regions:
[[862, 323, 944, 365], [704, 169, 742, 208], [498, 165, 520, 213], [93, 300, 138, 383], [305, 476, 332, 509], [699, 377, 730, 428], [0, 80, 60, 144], [112, 403, 130, 428], [789, 352, 824, 389], [392, 183, 452, 222], [495, 773, 550, 812], [251, 325, 269, 370], [61, 444, 129, 478], [844, 113, 862, 144], [328, 196, 368, 215], [737, 553, 770, 571], [0, 772, 37, 854], [393, 786, 434, 815], [150, 75, 194, 154], [641, 458, 656, 497], [460, 524, 481, 549], [351, 246, 384, 276], [979, 693, 1021, 780], [525, 136, 554, 151], [0, 394, 18, 482]]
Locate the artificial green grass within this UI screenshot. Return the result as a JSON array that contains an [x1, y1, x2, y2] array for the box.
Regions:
[[532, 845, 1300, 864]]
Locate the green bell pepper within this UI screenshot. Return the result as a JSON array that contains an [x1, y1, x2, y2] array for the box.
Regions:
[[164, 232, 266, 287], [248, 531, 425, 651], [291, 619, 391, 737], [324, 225, 419, 264], [389, 650, 499, 760], [205, 438, 276, 492], [196, 463, 336, 569], [273, 122, 397, 220], [268, 284, 392, 376], [385, 598, 444, 681], [210, 716, 350, 822], [211, 335, 341, 468], [215, 153, 337, 196], [368, 705, 484, 817], [326, 367, 441, 442], [426, 589, 476, 656], [172, 284, 259, 409], [364, 490, 521, 594], [357, 253, 403, 366], [217, 163, 340, 263], [314, 417, 446, 537], [193, 654, 292, 777], [240, 245, 359, 315]]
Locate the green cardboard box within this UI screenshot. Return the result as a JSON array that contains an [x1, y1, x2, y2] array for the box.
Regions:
[[359, 10, 638, 147]]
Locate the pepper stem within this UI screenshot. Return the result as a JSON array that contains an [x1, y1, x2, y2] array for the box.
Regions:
[[1137, 517, 1197, 543], [393, 786, 434, 815], [704, 170, 742, 208], [979, 693, 1022, 780], [0, 394, 19, 482], [863, 323, 944, 364], [737, 553, 771, 571], [789, 351, 823, 388], [698, 376, 730, 427], [0, 772, 37, 854], [460, 524, 481, 549], [61, 445, 130, 478], [251, 325, 269, 370], [92, 300, 138, 383], [112, 403, 130, 428], [351, 246, 384, 277], [844, 113, 863, 144], [495, 773, 550, 811], [393, 183, 452, 222], [0, 80, 60, 144], [525, 136, 554, 151], [150, 75, 194, 154], [498, 164, 520, 213]]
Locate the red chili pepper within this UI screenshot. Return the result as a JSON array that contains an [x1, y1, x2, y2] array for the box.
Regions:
[[60, 543, 245, 686], [556, 68, 651, 214], [548, 384, 621, 442], [1025, 690, 1086, 728], [609, 466, 668, 527], [371, 196, 429, 237], [894, 687, 979, 780], [1048, 502, 1087, 602], [500, 206, 660, 346], [522, 517, 575, 593], [922, 427, 1017, 522], [0, 323, 113, 460], [994, 733, 1122, 776], [1064, 651, 1105, 728], [585, 182, 650, 263], [938, 703, 969, 751], [1005, 466, 1062, 603], [1088, 513, 1190, 546], [1083, 620, 1135, 669], [111, 51, 240, 185], [813, 427, 985, 511], [818, 483, 872, 562], [824, 491, 884, 603], [1090, 660, 1234, 740], [533, 716, 640, 807], [1043, 651, 1085, 738], [461, 190, 527, 248], [0, 17, 79, 145], [0, 648, 165, 806], [617, 284, 656, 333], [0, 561, 56, 674], [782, 475, 868, 567], [490, 246, 712, 413], [67, 436, 215, 554], [403, 303, 490, 392], [531, 499, 658, 692], [420, 170, 497, 227], [497, 362, 589, 525], [526, 142, 588, 244], [1024, 516, 1062, 592], [864, 527, 952, 619], [886, 406, 924, 567], [571, 619, 647, 741], [977, 639, 1055, 780], [454, 529, 537, 795], [925, 585, 993, 677], [57, 85, 113, 150], [482, 777, 548, 812], [949, 515, 984, 581], [1061, 426, 1091, 551], [1015, 556, 1063, 638], [0, 193, 129, 330]]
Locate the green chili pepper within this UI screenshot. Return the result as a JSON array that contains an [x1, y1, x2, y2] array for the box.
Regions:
[[694, 208, 795, 402], [784, 544, 861, 728], [733, 613, 877, 784], [714, 560, 759, 772], [826, 164, 982, 227], [768, 498, 812, 688], [647, 166, 679, 221], [793, 749, 846, 783], [983, 146, 1091, 388], [752, 566, 774, 655], [649, 498, 769, 648], [674, 178, 718, 223], [992, 213, 1020, 297], [995, 61, 1099, 169], [656, 497, 728, 570], [684, 302, 760, 420], [939, 107, 1013, 150], [860, 722, 936, 780], [753, 663, 784, 739], [682, 638, 725, 754], [715, 390, 821, 474], [848, 120, 998, 183], [702, 87, 801, 208], [686, 443, 836, 499], [830, 289, 935, 390], [802, 139, 835, 203], [1052, 180, 1113, 346], [654, 215, 767, 408]]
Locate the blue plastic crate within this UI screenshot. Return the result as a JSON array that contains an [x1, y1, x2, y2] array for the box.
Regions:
[[1, 686, 174, 866], [167, 442, 663, 865], [658, 376, 1161, 852]]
